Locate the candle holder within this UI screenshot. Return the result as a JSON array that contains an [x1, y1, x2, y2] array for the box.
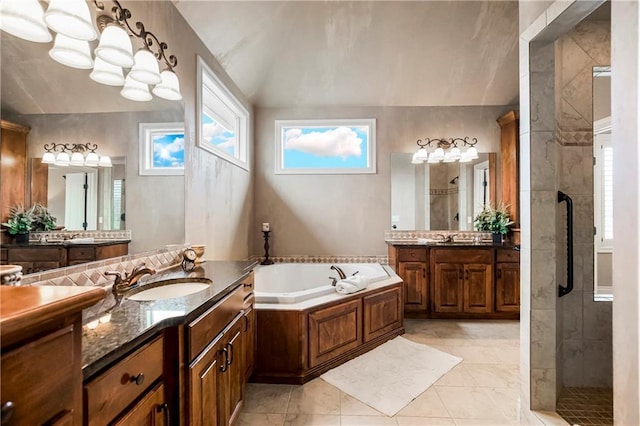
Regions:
[[260, 230, 274, 265]]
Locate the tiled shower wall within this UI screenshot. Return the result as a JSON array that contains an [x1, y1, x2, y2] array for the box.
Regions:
[[554, 20, 612, 388]]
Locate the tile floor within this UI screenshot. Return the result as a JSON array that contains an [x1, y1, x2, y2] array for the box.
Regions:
[[238, 319, 569, 426], [557, 387, 613, 426]]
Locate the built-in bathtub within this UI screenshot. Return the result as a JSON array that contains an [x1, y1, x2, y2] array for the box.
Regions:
[[254, 263, 391, 305], [252, 262, 405, 384]]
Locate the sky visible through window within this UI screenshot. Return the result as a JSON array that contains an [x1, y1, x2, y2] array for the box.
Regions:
[[282, 125, 369, 169], [202, 113, 236, 156], [152, 132, 184, 168]]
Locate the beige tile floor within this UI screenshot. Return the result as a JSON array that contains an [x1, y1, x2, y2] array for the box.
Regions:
[[238, 319, 568, 426]]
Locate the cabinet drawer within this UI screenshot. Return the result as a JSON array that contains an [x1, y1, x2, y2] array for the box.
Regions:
[[9, 247, 64, 261], [397, 248, 427, 262], [84, 336, 164, 426], [433, 249, 492, 264], [68, 246, 95, 261], [497, 249, 519, 263], [1, 326, 75, 425], [188, 285, 244, 361]]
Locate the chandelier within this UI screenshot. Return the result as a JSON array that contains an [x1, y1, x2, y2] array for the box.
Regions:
[[42, 142, 112, 167], [411, 137, 479, 164], [0, 0, 182, 102]]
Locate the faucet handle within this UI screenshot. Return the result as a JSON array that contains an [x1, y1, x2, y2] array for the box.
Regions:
[[105, 270, 125, 283]]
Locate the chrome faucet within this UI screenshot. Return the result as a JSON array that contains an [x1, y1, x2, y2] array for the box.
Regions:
[[105, 263, 156, 296], [330, 265, 347, 280]]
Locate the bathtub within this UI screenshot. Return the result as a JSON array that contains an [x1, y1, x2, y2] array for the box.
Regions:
[[254, 263, 392, 305]]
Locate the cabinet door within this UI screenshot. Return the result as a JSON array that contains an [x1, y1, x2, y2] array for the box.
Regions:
[[496, 263, 520, 312], [221, 318, 243, 426], [242, 306, 256, 382], [463, 263, 493, 313], [398, 261, 427, 312], [433, 263, 463, 313], [188, 336, 225, 426], [363, 286, 402, 342], [114, 383, 167, 426], [309, 299, 362, 368]]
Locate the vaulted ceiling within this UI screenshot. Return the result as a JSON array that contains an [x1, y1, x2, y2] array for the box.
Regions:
[[175, 1, 519, 107]]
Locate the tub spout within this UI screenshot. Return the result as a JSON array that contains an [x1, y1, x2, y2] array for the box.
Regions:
[[330, 265, 346, 280]]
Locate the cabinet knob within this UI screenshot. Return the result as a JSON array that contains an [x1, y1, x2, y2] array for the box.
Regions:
[[130, 373, 145, 386], [1, 401, 15, 424]]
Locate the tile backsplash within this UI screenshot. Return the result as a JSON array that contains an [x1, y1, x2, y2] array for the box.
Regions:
[[29, 229, 132, 242]]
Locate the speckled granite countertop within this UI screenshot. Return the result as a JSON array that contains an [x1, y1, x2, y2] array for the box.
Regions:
[[81, 260, 257, 380], [2, 239, 131, 248], [385, 240, 519, 249]]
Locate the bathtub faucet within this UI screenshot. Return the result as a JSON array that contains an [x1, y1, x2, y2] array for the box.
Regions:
[[330, 265, 347, 280]]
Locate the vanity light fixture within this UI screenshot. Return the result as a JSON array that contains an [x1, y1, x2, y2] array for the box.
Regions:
[[411, 137, 479, 164], [0, 0, 181, 102], [41, 143, 112, 168]]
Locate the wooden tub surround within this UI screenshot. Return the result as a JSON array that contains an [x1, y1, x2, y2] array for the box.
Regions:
[[253, 282, 404, 384]]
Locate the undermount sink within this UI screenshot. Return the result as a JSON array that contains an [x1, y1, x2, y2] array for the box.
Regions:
[[126, 277, 212, 301]]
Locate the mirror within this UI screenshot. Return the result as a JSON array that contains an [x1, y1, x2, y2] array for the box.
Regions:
[[1, 26, 185, 255], [38, 158, 126, 231], [593, 66, 612, 296], [391, 152, 496, 231]]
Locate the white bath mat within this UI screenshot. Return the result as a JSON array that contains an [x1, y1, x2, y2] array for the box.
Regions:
[[320, 336, 462, 417]]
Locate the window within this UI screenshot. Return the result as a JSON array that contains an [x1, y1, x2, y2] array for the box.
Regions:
[[275, 119, 376, 174], [139, 122, 185, 175], [594, 132, 612, 252], [197, 56, 249, 170]]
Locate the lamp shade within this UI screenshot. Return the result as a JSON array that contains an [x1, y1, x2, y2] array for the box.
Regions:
[[459, 152, 473, 163], [94, 24, 134, 68], [44, 0, 97, 41], [70, 152, 85, 166], [152, 69, 182, 101], [466, 146, 479, 160], [427, 153, 441, 163], [55, 152, 70, 166], [85, 152, 99, 166], [443, 152, 456, 163], [431, 147, 445, 161], [449, 147, 461, 160], [49, 33, 93, 69], [42, 152, 56, 164], [414, 147, 429, 162], [121, 75, 152, 101], [90, 57, 125, 86], [411, 152, 423, 164], [98, 156, 112, 167], [129, 48, 162, 85], [0, 0, 52, 43]]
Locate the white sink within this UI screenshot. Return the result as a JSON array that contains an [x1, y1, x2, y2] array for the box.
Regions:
[[127, 282, 210, 301]]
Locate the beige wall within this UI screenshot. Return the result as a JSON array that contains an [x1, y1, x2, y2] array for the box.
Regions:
[[252, 105, 511, 256], [10, 110, 184, 254], [122, 2, 254, 260]]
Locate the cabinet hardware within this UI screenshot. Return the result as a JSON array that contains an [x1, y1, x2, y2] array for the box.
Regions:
[[157, 403, 170, 425], [220, 347, 229, 372], [1, 401, 15, 424], [243, 281, 253, 288], [129, 373, 145, 386], [227, 342, 234, 366], [244, 314, 249, 332]]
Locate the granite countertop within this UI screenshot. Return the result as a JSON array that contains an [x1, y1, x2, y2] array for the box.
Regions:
[[81, 260, 257, 380], [385, 239, 519, 249], [3, 239, 131, 248]]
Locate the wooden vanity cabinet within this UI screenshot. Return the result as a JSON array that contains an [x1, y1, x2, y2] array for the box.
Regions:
[[113, 383, 168, 426], [496, 249, 520, 312], [309, 299, 363, 368], [396, 248, 428, 313]]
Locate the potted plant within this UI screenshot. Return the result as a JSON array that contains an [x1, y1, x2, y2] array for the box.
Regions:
[[474, 203, 514, 244], [31, 203, 57, 232], [2, 205, 35, 244]]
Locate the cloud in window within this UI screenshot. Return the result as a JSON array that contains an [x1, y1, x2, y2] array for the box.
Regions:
[[284, 126, 363, 159], [202, 121, 233, 143], [154, 136, 184, 164]]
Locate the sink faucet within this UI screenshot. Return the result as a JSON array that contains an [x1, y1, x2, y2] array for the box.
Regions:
[[105, 263, 156, 296], [330, 265, 346, 280], [435, 233, 456, 243]]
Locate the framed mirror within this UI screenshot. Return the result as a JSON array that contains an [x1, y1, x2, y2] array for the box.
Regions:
[[391, 152, 496, 231]]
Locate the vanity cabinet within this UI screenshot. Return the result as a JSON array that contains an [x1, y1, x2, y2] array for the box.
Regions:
[[496, 249, 520, 312], [396, 248, 428, 313], [389, 244, 518, 319], [113, 383, 168, 426], [185, 274, 254, 426], [84, 335, 165, 426], [0, 286, 105, 426]]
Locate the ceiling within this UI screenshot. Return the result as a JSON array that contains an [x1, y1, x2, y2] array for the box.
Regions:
[[175, 0, 520, 108]]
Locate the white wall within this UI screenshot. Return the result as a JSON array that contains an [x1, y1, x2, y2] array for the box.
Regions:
[[252, 105, 511, 256]]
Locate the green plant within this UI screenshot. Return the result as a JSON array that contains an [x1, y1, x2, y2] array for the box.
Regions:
[[1, 205, 35, 235], [474, 203, 514, 235], [31, 203, 57, 231]]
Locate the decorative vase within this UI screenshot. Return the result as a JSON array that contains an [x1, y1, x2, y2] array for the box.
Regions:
[[492, 233, 503, 245], [15, 233, 30, 244]]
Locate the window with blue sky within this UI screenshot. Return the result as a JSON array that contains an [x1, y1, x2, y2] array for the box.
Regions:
[[275, 119, 376, 174], [152, 132, 185, 168]]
